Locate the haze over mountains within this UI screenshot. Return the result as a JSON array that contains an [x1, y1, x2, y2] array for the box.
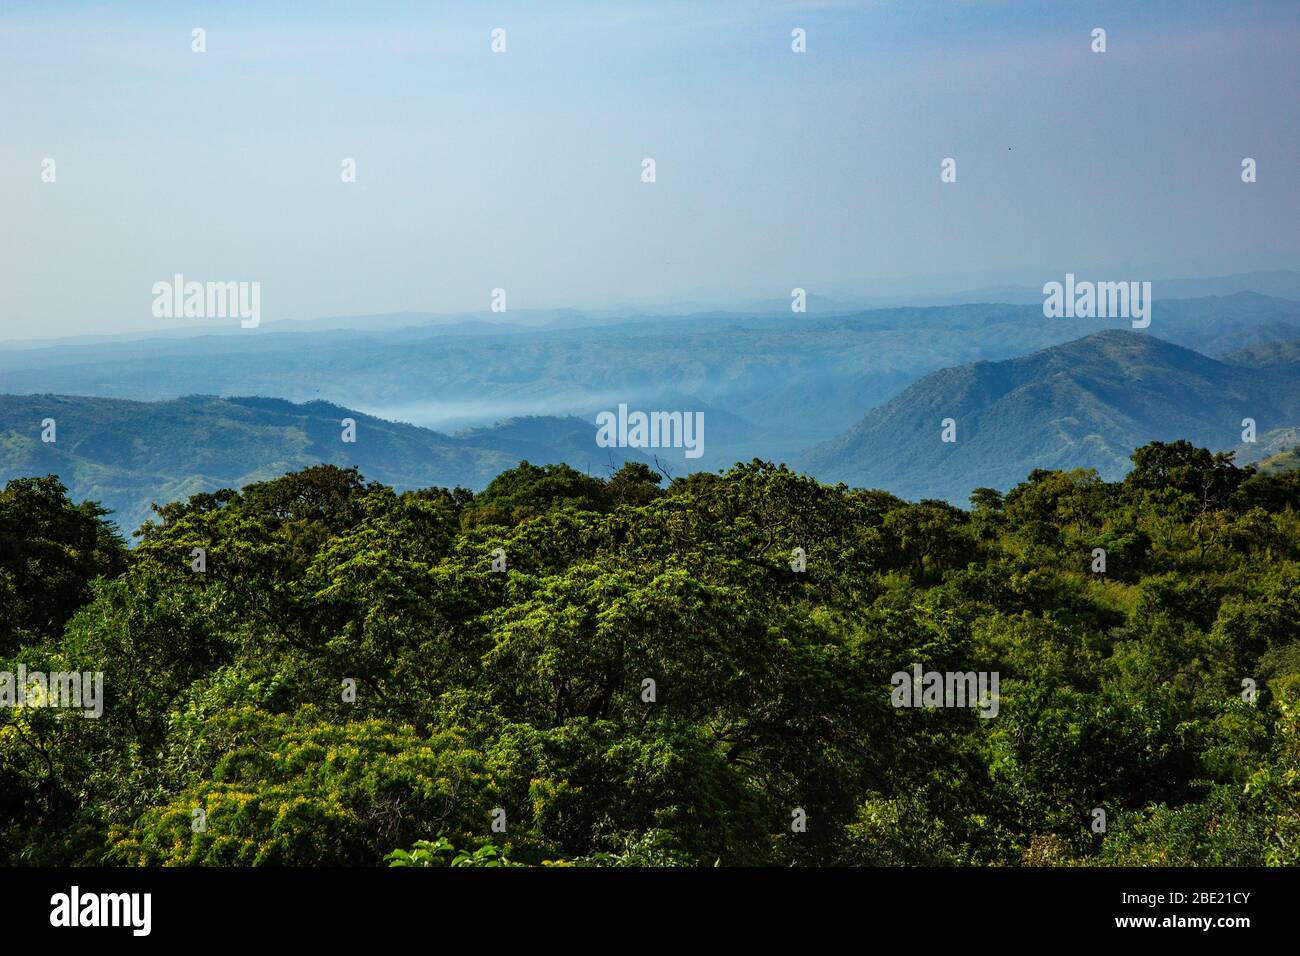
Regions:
[[4, 291, 1300, 466], [6, 270, 1297, 349], [3, 277, 1300, 526]]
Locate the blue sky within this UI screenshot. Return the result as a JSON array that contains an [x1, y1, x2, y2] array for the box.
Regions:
[[1, 0, 1297, 337]]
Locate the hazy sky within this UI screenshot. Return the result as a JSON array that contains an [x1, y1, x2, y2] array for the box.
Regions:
[[2, 0, 1297, 339]]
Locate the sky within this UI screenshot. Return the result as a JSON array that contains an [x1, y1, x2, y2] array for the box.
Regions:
[[1, 0, 1297, 339]]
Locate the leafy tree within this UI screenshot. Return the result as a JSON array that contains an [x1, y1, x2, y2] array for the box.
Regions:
[[0, 476, 125, 651]]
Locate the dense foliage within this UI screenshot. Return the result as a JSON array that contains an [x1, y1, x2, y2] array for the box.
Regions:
[[2, 443, 1299, 866]]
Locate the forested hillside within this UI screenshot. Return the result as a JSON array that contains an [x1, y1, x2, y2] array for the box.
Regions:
[[2, 443, 1298, 866], [804, 331, 1300, 501], [0, 395, 645, 534]]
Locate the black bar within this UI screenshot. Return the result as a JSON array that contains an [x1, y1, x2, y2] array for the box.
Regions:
[[2, 866, 1286, 941]]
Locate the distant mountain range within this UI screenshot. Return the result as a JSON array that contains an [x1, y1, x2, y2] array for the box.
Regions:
[[801, 332, 1300, 502], [8, 331, 1298, 531], [6, 270, 1296, 349], [4, 293, 1300, 473], [734, 270, 1300, 314], [0, 396, 645, 535], [4, 290, 1300, 521]]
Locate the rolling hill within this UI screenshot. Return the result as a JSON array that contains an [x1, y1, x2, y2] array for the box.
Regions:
[[4, 294, 1299, 472], [800, 331, 1300, 502], [0, 395, 645, 535], [1223, 337, 1300, 370]]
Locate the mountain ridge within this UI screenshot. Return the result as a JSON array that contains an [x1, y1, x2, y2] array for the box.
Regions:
[[0, 394, 646, 535], [800, 331, 1300, 502]]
